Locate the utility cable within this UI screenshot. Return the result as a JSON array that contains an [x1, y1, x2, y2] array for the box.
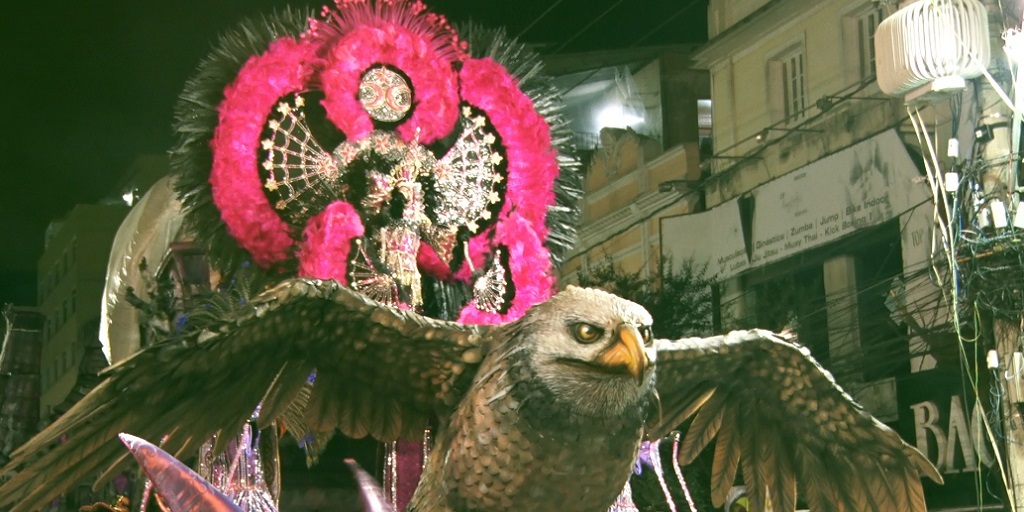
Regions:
[[629, 0, 705, 49], [515, 0, 567, 39], [552, 0, 627, 54]]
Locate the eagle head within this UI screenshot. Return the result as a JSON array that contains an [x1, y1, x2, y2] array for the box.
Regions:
[[514, 286, 657, 418]]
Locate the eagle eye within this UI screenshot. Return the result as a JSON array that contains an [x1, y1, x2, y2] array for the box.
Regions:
[[572, 322, 604, 343], [638, 326, 653, 345]]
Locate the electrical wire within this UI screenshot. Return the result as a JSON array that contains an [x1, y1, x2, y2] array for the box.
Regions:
[[714, 256, 950, 385], [628, 0, 705, 49], [551, 0, 626, 54], [515, 0, 567, 39], [709, 96, 1022, 506], [904, 92, 1024, 510]]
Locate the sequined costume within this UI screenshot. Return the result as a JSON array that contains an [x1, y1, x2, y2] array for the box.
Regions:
[[163, 1, 579, 510]]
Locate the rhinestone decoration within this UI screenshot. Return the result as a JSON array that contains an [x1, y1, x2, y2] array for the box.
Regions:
[[359, 66, 413, 122], [340, 131, 433, 307], [421, 225, 458, 265], [196, 423, 278, 512], [348, 239, 401, 305], [261, 95, 342, 224], [375, 225, 424, 306], [261, 98, 508, 310], [471, 249, 509, 313], [434, 105, 506, 234]]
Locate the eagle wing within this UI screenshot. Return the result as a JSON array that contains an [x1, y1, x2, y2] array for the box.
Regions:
[[651, 329, 942, 512], [0, 278, 488, 512]]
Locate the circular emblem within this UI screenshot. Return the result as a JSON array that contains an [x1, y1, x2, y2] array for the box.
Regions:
[[358, 66, 412, 122]]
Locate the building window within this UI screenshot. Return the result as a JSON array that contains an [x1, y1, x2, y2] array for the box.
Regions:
[[843, 5, 887, 83], [857, 8, 883, 79], [698, 98, 713, 160], [781, 50, 806, 121], [769, 46, 807, 123]]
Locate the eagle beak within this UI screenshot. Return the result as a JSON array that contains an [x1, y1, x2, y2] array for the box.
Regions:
[[596, 323, 649, 384]]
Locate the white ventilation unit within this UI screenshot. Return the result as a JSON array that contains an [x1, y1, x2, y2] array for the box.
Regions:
[[875, 0, 990, 101]]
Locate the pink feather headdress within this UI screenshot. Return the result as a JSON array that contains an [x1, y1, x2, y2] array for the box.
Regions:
[[171, 0, 581, 323]]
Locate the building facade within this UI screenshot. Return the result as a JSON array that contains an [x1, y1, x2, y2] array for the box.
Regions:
[[37, 154, 168, 417], [36, 203, 128, 419], [551, 47, 711, 283], [658, 0, 1012, 509]]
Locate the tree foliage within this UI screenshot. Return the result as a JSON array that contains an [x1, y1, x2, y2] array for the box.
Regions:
[[575, 258, 715, 339]]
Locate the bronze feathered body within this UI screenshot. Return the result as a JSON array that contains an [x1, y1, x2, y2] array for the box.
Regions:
[[410, 294, 654, 511], [0, 281, 940, 511]]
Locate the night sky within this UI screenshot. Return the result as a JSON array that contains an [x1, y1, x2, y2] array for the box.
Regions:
[[0, 0, 708, 308]]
